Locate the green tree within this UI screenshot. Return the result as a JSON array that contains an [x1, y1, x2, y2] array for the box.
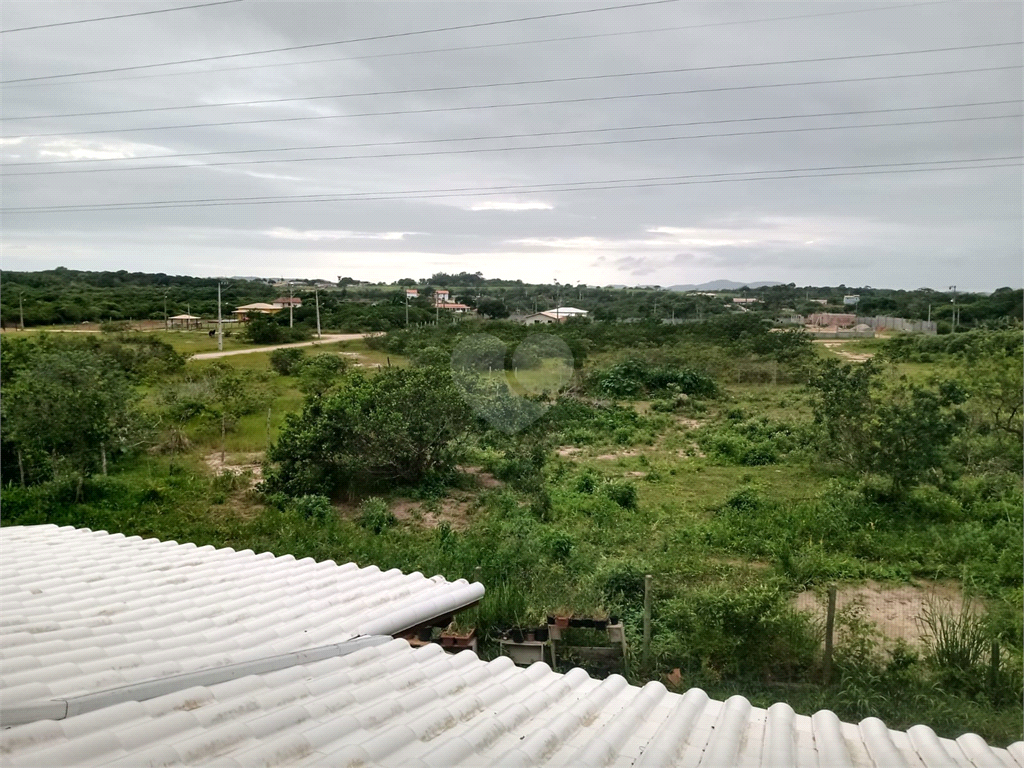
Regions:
[[808, 359, 967, 494], [2, 350, 140, 488], [264, 367, 472, 497], [477, 296, 510, 319]]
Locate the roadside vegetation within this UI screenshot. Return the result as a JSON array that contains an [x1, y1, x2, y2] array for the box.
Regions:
[[2, 307, 1021, 745]]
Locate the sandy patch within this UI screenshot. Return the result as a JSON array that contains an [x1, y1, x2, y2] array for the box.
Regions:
[[794, 580, 980, 646], [556, 446, 582, 457], [624, 471, 648, 478], [675, 418, 704, 430], [460, 466, 504, 489], [361, 495, 476, 531], [204, 452, 263, 483], [595, 449, 640, 460], [819, 341, 874, 362]]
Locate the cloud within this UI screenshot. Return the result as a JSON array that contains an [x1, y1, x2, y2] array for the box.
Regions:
[[468, 201, 553, 211], [264, 228, 418, 241], [33, 138, 169, 161]]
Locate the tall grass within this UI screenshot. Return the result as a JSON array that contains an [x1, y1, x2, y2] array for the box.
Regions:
[[918, 600, 989, 673]]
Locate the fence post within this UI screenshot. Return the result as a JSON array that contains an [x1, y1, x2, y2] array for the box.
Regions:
[[823, 585, 837, 685], [642, 574, 653, 674], [990, 641, 1000, 701]]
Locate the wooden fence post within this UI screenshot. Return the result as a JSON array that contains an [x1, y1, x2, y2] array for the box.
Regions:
[[642, 574, 653, 674], [990, 641, 1000, 701], [823, 585, 837, 685]]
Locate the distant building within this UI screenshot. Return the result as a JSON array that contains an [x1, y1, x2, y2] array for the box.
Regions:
[[406, 289, 419, 299], [808, 299, 828, 305], [843, 295, 861, 306], [807, 312, 857, 328], [232, 302, 281, 320], [732, 297, 758, 304], [521, 307, 589, 324], [436, 302, 473, 314], [272, 297, 303, 309], [434, 289, 451, 305]]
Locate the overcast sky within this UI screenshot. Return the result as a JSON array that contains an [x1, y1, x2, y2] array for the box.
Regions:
[[1, 0, 1020, 290]]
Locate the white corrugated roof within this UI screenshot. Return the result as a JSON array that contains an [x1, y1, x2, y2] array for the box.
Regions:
[[2, 638, 1020, 768], [0, 526, 482, 712]]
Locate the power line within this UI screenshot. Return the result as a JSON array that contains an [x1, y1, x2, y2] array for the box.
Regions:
[[6, 156, 1017, 213], [5, 113, 1017, 178], [0, 0, 680, 84], [0, 0, 243, 34], [6, 64, 1015, 140], [11, 41, 1018, 121], [8, 99, 1013, 169], [0, 2, 954, 88]]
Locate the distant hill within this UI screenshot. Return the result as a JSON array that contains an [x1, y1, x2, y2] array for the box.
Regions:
[[668, 280, 783, 292]]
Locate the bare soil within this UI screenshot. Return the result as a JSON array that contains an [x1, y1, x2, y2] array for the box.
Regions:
[[556, 446, 582, 457], [204, 452, 263, 484], [819, 340, 874, 362], [794, 580, 981, 646], [595, 449, 640, 460], [459, 466, 504, 489]]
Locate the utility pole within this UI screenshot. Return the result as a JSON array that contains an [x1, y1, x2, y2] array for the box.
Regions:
[[289, 282, 294, 328], [217, 282, 223, 351], [949, 285, 957, 329], [927, 304, 931, 323], [19, 292, 24, 330], [405, 291, 409, 327], [163, 291, 168, 330], [315, 288, 322, 339]]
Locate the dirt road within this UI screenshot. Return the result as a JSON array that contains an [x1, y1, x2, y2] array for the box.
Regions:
[[190, 334, 367, 360]]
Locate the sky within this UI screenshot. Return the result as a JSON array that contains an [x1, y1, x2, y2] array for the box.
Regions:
[[1, 0, 1021, 291]]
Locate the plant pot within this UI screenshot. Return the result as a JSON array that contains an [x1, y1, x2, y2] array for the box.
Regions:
[[547, 615, 556, 625], [594, 620, 607, 631], [555, 616, 570, 629], [581, 618, 596, 629], [526, 631, 536, 642], [510, 628, 524, 643], [610, 616, 620, 626], [535, 627, 549, 642], [417, 627, 432, 642]]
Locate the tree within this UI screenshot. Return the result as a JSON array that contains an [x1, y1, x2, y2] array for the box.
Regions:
[[477, 296, 510, 319], [808, 359, 967, 494], [2, 350, 141, 488], [264, 367, 472, 497]]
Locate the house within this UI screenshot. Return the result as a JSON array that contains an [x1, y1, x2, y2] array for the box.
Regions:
[[272, 297, 303, 309], [520, 307, 589, 325], [2, 524, 1018, 766], [231, 302, 281, 320], [843, 295, 861, 306], [434, 289, 451, 305], [732, 297, 759, 305], [405, 289, 419, 299], [436, 302, 473, 314]]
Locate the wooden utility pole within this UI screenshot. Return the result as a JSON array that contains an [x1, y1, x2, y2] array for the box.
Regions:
[[315, 288, 322, 339], [642, 574, 653, 674], [217, 282, 223, 351], [19, 292, 24, 330], [405, 292, 409, 327], [289, 283, 294, 328], [823, 585, 837, 684], [164, 291, 169, 330]]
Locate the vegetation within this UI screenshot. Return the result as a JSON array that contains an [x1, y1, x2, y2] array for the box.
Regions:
[[1, 273, 1021, 746]]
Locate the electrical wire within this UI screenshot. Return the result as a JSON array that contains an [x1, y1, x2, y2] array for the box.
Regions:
[[5, 113, 1018, 178], [10, 41, 1018, 121], [0, 0, 243, 34], [0, 0, 680, 84], [6, 64, 1015, 140], [7, 99, 1014, 169], [0, 2, 951, 89], [5, 156, 1017, 213]]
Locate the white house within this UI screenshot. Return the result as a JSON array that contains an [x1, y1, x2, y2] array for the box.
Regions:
[[272, 297, 303, 309], [521, 307, 589, 325]]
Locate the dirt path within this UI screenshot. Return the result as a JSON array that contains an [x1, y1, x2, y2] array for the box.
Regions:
[[817, 340, 874, 362], [190, 333, 366, 360]]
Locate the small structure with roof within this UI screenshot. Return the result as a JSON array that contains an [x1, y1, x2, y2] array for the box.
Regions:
[[167, 313, 202, 330], [272, 297, 303, 309], [232, 302, 282, 320]]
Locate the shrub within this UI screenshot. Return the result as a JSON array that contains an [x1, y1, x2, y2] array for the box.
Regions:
[[603, 480, 639, 509], [270, 347, 305, 375], [291, 494, 333, 521], [358, 497, 396, 533]]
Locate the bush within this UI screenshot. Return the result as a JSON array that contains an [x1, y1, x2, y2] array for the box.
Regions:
[[592, 358, 718, 399], [270, 347, 305, 375], [603, 480, 638, 509], [358, 497, 396, 533], [291, 494, 333, 521]]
